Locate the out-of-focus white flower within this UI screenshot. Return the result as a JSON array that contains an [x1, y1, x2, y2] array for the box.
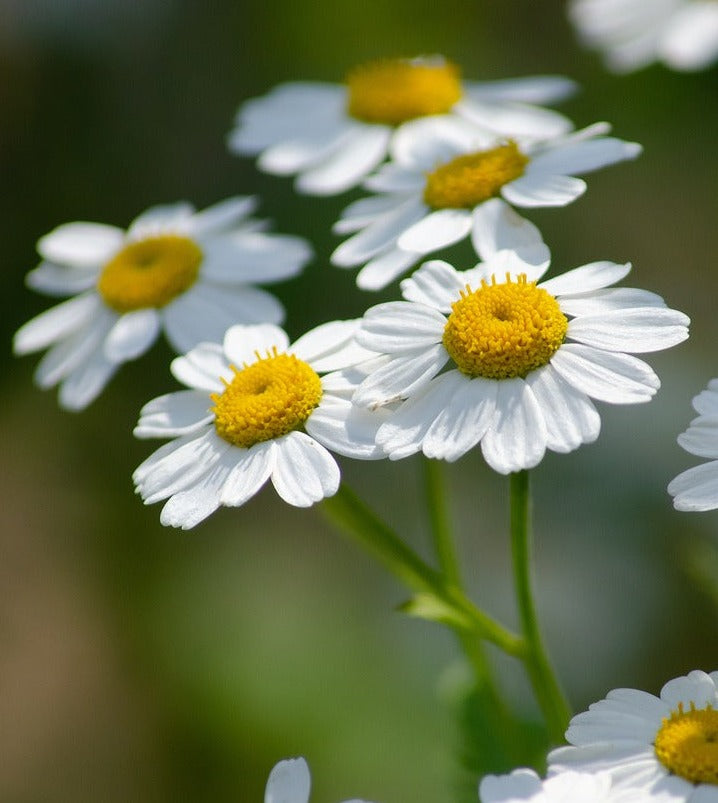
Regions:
[[265, 757, 373, 803], [569, 0, 718, 72]]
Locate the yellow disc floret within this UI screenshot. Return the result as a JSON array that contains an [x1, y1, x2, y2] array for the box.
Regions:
[[442, 274, 568, 380], [424, 142, 529, 210], [211, 350, 323, 449], [654, 703, 718, 785], [97, 235, 203, 312], [346, 57, 462, 125]]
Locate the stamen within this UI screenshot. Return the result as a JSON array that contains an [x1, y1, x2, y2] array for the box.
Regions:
[[654, 703, 718, 785]]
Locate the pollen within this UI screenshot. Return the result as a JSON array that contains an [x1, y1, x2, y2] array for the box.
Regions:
[[211, 351, 323, 449], [346, 57, 462, 125], [442, 274, 568, 380], [424, 142, 529, 209], [654, 703, 718, 785], [97, 235, 203, 312]]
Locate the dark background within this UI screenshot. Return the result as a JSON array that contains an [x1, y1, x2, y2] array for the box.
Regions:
[[2, 1, 718, 801]]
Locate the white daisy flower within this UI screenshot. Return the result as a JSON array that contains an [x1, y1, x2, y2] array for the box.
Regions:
[[228, 55, 577, 196], [331, 117, 641, 290], [668, 379, 718, 511], [13, 197, 312, 410], [133, 321, 387, 529], [265, 757, 373, 803], [569, 0, 718, 73], [480, 768, 631, 803], [548, 670, 718, 802], [352, 254, 689, 474]]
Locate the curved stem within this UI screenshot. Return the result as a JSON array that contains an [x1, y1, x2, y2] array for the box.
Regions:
[[510, 470, 571, 743]]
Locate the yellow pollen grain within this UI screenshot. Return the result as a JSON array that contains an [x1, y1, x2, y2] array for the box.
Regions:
[[211, 350, 323, 449], [654, 703, 718, 785], [424, 142, 529, 210], [346, 58, 462, 125], [97, 235, 203, 312], [442, 274, 568, 380]]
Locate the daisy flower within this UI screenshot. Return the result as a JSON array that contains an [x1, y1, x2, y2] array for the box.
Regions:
[[548, 669, 718, 802], [133, 321, 387, 529], [331, 117, 641, 290], [352, 254, 689, 474], [569, 0, 718, 73], [228, 55, 577, 196], [265, 757, 372, 803], [480, 768, 631, 803], [668, 379, 718, 511], [13, 197, 311, 410]]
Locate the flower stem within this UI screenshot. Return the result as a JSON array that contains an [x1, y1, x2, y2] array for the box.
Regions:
[[323, 483, 523, 656], [510, 470, 571, 743], [423, 458, 462, 587]]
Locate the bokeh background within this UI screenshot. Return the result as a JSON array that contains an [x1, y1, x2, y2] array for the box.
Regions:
[[2, 0, 718, 801]]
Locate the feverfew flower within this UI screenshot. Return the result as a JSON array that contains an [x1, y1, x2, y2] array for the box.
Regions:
[[133, 321, 387, 529], [331, 118, 641, 290], [352, 255, 689, 474], [480, 768, 630, 803], [548, 670, 718, 802], [668, 379, 718, 511], [569, 0, 718, 73], [265, 757, 373, 803], [228, 55, 576, 196], [13, 197, 311, 410]]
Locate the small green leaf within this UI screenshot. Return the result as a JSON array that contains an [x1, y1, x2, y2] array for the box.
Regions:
[[399, 592, 475, 632]]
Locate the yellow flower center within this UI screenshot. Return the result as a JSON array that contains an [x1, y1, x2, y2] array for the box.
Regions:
[[424, 142, 529, 209], [97, 235, 203, 312], [346, 57, 462, 125], [654, 703, 718, 785], [211, 351, 323, 449], [442, 274, 568, 380]]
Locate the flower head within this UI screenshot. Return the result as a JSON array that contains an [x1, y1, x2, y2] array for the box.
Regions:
[[228, 55, 576, 196], [352, 254, 689, 474], [331, 119, 641, 290], [133, 321, 386, 529], [13, 197, 311, 410], [548, 670, 718, 802], [480, 768, 629, 803], [569, 0, 718, 73], [668, 379, 718, 511]]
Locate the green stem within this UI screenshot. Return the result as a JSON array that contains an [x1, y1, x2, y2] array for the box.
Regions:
[[423, 458, 462, 587], [510, 470, 571, 743], [322, 483, 523, 656]]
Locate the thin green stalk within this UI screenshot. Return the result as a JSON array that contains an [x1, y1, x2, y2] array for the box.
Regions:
[[510, 470, 571, 743], [423, 458, 462, 587], [322, 483, 523, 656]]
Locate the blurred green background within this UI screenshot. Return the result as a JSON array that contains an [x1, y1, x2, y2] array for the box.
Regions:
[[2, 0, 718, 801]]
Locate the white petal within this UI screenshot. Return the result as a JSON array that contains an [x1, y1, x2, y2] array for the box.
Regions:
[[265, 757, 311, 803], [220, 442, 276, 507], [134, 390, 213, 439], [423, 374, 497, 461], [296, 126, 390, 195], [397, 209, 473, 254], [133, 429, 219, 496], [558, 287, 665, 316], [529, 138, 642, 177], [527, 366, 600, 453], [389, 115, 493, 169], [58, 346, 118, 410], [331, 197, 426, 267], [363, 164, 425, 194], [25, 261, 99, 297], [501, 173, 587, 208], [271, 432, 340, 506], [400, 260, 465, 312], [465, 75, 577, 104], [187, 196, 256, 236], [104, 308, 161, 363], [355, 249, 419, 291], [333, 194, 407, 234], [479, 768, 542, 803], [567, 308, 689, 353], [13, 292, 103, 354], [659, 2, 718, 70], [456, 98, 572, 141], [470, 199, 549, 264], [290, 319, 359, 365], [170, 343, 230, 392], [662, 671, 718, 710], [37, 222, 124, 268], [223, 324, 289, 366], [200, 231, 311, 284], [127, 203, 195, 240], [480, 379, 547, 474], [540, 261, 631, 296], [693, 381, 718, 415], [353, 345, 447, 408], [471, 249, 550, 284], [357, 302, 445, 353], [550, 343, 659, 404], [305, 395, 388, 459]]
